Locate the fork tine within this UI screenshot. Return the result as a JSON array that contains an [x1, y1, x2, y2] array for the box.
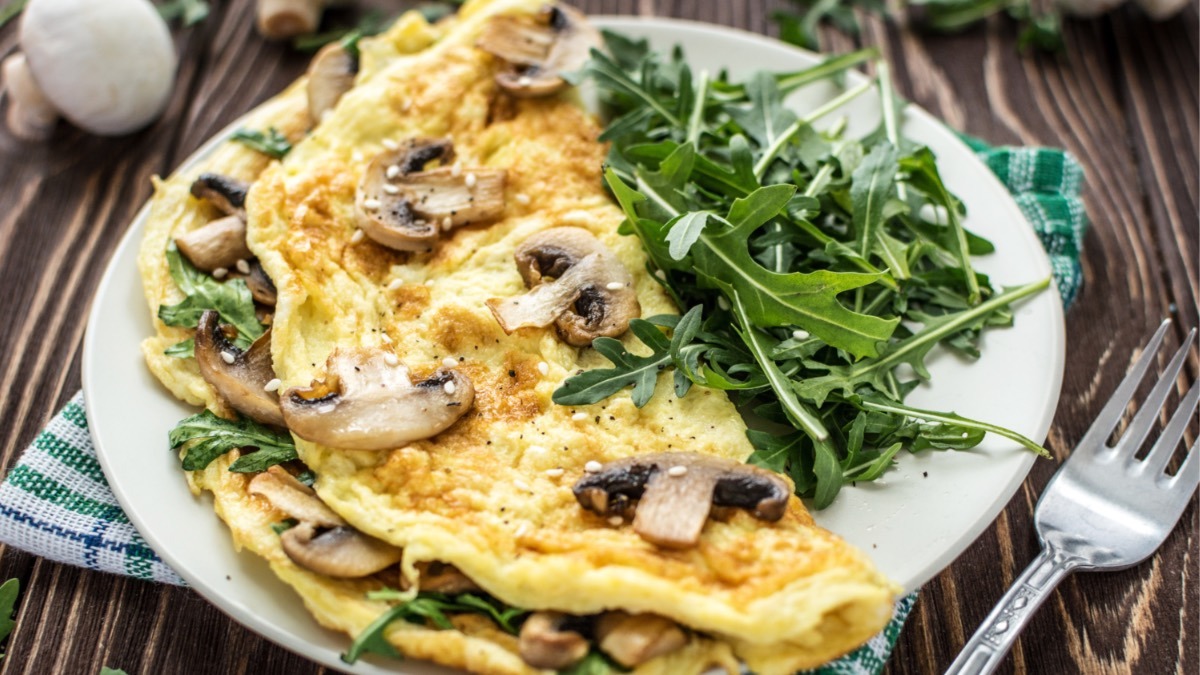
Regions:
[[1169, 437, 1200, 495], [1139, 378, 1199, 477], [1077, 320, 1172, 452], [1113, 328, 1197, 459]]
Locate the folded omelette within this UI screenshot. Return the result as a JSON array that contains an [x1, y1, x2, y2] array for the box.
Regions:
[[138, 1, 899, 673]]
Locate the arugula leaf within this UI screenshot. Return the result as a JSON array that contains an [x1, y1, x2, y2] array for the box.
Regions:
[[232, 127, 292, 159], [344, 591, 528, 664], [0, 578, 18, 657], [292, 10, 390, 54], [552, 327, 671, 408], [164, 339, 194, 359], [156, 0, 209, 26], [99, 669, 129, 675], [158, 244, 263, 350], [563, 650, 631, 675], [169, 410, 296, 472]]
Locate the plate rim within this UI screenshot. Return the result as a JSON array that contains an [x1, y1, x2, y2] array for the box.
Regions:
[[83, 15, 1066, 673]]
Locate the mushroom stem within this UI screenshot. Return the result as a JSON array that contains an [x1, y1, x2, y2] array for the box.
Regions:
[[2, 53, 59, 141], [257, 0, 325, 40]]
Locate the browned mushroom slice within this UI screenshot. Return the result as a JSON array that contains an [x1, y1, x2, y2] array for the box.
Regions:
[[174, 215, 253, 272], [248, 467, 342, 528], [518, 611, 590, 670], [240, 259, 278, 306], [477, 5, 600, 98], [573, 452, 791, 549], [306, 41, 357, 124], [190, 172, 250, 219], [280, 348, 475, 451], [595, 612, 688, 668], [413, 561, 481, 594], [280, 522, 404, 578], [486, 227, 640, 346], [194, 310, 285, 427], [355, 138, 506, 252]]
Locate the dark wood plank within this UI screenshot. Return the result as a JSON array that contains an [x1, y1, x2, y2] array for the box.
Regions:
[[0, 1, 1194, 674]]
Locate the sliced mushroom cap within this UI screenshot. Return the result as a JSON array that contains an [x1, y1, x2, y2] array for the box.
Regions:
[[518, 611, 590, 670], [596, 612, 687, 668], [280, 349, 475, 451], [412, 561, 481, 594], [190, 173, 250, 219], [233, 259, 278, 306], [174, 215, 253, 273], [248, 466, 343, 528], [280, 521, 404, 578], [486, 227, 640, 346], [194, 310, 285, 427], [573, 452, 791, 549], [355, 138, 507, 252], [306, 41, 357, 124], [477, 5, 601, 98]]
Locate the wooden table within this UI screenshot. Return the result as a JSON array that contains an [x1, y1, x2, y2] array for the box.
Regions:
[[0, 0, 1195, 673]]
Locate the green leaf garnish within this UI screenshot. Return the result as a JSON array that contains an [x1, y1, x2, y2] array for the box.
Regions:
[[343, 591, 529, 664], [156, 0, 209, 26], [554, 38, 1049, 507], [164, 338, 194, 359], [169, 410, 296, 472], [157, 243, 263, 351], [0, 578, 19, 658], [231, 127, 292, 159]]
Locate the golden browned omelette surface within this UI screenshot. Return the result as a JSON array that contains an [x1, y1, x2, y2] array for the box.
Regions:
[[139, 0, 898, 672]]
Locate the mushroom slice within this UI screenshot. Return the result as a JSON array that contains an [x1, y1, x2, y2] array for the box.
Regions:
[[572, 452, 791, 549], [413, 561, 481, 594], [174, 215, 254, 273], [477, 5, 601, 98], [280, 349, 475, 451], [248, 466, 343, 528], [194, 310, 285, 427], [356, 138, 507, 252], [280, 521, 404, 578], [306, 41, 357, 124], [596, 612, 687, 668], [518, 611, 590, 670], [240, 259, 278, 306], [190, 173, 250, 219], [486, 227, 640, 346]]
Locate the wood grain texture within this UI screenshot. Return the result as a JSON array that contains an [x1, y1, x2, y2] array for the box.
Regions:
[[0, 0, 1194, 673]]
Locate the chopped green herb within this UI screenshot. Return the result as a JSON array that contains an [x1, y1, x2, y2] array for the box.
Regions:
[[556, 35, 1048, 508], [0, 578, 19, 660], [156, 0, 210, 26], [296, 470, 316, 487], [292, 10, 389, 55], [169, 410, 296, 472], [563, 650, 630, 675], [344, 591, 528, 664], [164, 338, 195, 359], [157, 243, 263, 351], [232, 127, 292, 159], [270, 518, 299, 535]]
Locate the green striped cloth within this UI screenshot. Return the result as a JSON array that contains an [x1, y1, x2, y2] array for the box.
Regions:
[[0, 142, 1087, 674]]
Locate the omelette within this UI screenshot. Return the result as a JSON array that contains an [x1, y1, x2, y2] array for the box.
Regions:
[[137, 2, 899, 673]]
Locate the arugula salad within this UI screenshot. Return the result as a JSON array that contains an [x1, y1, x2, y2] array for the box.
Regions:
[[554, 34, 1049, 508]]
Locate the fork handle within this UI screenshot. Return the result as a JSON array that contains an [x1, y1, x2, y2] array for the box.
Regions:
[[945, 547, 1079, 675]]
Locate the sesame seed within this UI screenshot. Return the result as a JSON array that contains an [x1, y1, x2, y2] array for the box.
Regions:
[[441, 216, 453, 231], [545, 468, 564, 478], [537, 361, 549, 376], [717, 296, 730, 310], [386, 279, 403, 291], [962, 432, 970, 438], [450, 163, 462, 177], [442, 357, 458, 368], [654, 269, 667, 281], [514, 479, 531, 491], [384, 353, 399, 366], [667, 465, 688, 477], [350, 229, 365, 244], [363, 198, 382, 211], [465, 172, 477, 188], [584, 460, 603, 473], [608, 516, 623, 526], [424, 279, 435, 286], [792, 329, 810, 340], [444, 381, 457, 395], [518, 76, 533, 86], [317, 403, 336, 414], [212, 267, 228, 279], [382, 139, 399, 151], [220, 351, 236, 364], [386, 165, 401, 179], [605, 282, 624, 291], [381, 333, 393, 344], [351, 150, 364, 162], [401, 99, 412, 111], [515, 193, 531, 205], [571, 412, 588, 422], [383, 184, 400, 195], [235, 259, 251, 275], [514, 524, 529, 538], [264, 378, 281, 392]]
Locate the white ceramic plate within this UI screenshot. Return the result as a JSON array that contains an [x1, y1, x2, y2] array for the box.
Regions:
[[83, 17, 1065, 674]]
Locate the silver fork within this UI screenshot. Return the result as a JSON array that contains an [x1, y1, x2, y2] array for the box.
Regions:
[[946, 319, 1199, 675]]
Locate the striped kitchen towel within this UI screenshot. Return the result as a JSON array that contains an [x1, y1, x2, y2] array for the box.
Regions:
[[0, 141, 1088, 674]]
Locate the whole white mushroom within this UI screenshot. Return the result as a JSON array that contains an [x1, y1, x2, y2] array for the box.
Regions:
[[1, 0, 177, 140]]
